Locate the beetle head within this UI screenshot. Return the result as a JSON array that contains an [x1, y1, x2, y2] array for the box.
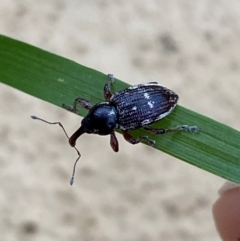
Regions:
[[69, 103, 118, 147]]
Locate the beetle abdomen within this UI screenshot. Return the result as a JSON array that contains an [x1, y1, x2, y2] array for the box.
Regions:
[[111, 84, 178, 131]]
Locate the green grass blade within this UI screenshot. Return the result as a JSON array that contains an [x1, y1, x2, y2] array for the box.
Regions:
[[0, 35, 239, 183]]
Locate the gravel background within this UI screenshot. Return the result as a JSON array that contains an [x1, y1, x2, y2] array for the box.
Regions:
[[1, 1, 240, 241]]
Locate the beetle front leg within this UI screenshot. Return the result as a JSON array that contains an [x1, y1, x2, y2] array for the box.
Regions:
[[110, 131, 119, 152], [62, 98, 94, 113], [144, 125, 200, 134], [104, 74, 115, 101], [123, 132, 156, 147]]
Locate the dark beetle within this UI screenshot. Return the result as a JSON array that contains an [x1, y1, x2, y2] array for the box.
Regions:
[[64, 74, 200, 152], [32, 74, 200, 184]]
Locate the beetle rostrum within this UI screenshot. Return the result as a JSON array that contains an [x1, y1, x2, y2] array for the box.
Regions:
[[32, 74, 200, 184]]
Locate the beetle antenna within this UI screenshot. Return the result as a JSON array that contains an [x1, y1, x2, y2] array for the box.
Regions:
[[31, 115, 81, 185]]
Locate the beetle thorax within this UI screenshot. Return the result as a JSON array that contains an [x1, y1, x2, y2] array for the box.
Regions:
[[81, 102, 118, 135]]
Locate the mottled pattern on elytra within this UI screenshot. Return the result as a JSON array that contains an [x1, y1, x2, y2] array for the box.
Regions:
[[110, 84, 178, 131]]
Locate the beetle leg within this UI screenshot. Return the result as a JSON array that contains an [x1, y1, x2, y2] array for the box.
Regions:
[[104, 74, 115, 101], [110, 131, 119, 152], [144, 125, 201, 134], [146, 81, 158, 84], [122, 131, 156, 147], [62, 98, 93, 113], [73, 98, 93, 111]]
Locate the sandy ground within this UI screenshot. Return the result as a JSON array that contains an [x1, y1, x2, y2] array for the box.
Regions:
[[0, 1, 240, 241]]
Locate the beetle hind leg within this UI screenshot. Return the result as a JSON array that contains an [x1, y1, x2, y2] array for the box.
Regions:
[[123, 131, 156, 147], [144, 125, 201, 134], [104, 74, 115, 101], [62, 98, 94, 113]]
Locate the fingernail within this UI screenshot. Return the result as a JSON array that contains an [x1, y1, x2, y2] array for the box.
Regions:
[[218, 181, 240, 196]]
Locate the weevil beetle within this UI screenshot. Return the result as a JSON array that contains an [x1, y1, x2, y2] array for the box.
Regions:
[[32, 74, 200, 184], [63, 74, 200, 152]]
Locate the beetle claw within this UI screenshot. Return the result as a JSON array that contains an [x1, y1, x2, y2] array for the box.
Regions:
[[107, 74, 114, 85], [181, 125, 201, 133], [62, 103, 74, 112], [141, 136, 156, 147]]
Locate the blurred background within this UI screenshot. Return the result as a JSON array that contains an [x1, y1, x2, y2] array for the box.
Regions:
[[0, 0, 240, 240]]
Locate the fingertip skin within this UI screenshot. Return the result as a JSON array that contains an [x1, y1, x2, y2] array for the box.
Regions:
[[212, 187, 240, 241]]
